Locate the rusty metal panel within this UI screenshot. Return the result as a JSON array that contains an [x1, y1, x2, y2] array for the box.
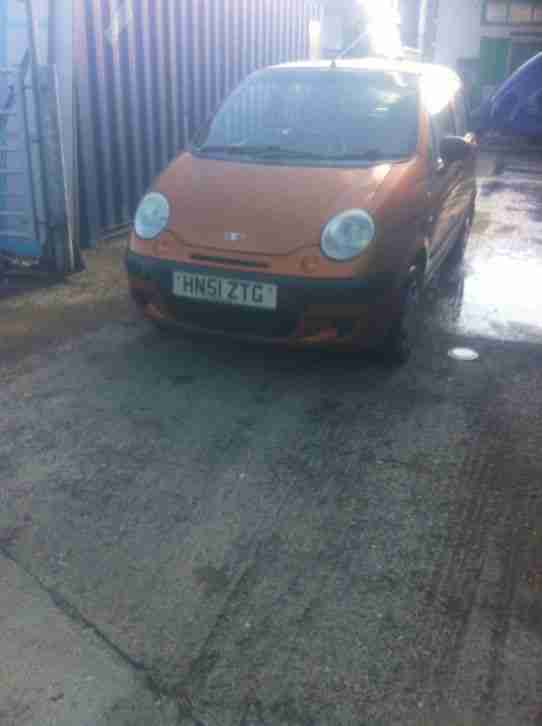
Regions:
[[76, 0, 319, 245]]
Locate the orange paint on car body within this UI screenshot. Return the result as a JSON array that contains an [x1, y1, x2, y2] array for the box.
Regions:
[[127, 59, 477, 357]]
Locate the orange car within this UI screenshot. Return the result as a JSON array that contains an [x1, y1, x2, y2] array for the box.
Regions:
[[127, 58, 477, 362]]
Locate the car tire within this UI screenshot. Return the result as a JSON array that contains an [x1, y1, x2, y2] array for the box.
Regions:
[[379, 271, 422, 365]]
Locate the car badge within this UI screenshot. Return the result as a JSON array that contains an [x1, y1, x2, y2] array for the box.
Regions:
[[224, 232, 246, 242]]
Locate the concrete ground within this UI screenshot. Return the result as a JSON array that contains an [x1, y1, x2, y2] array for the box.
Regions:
[[1, 152, 541, 725], [0, 554, 177, 726]]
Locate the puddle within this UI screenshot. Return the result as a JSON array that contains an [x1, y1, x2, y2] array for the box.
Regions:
[[427, 164, 542, 345]]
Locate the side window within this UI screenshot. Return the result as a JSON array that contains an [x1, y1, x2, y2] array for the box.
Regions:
[[453, 91, 468, 136], [433, 104, 456, 143], [428, 106, 454, 164]]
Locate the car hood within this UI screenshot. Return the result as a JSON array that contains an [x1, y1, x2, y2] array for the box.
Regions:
[[154, 153, 392, 256]]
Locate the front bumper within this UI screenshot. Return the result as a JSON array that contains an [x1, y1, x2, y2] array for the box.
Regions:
[[126, 250, 397, 347]]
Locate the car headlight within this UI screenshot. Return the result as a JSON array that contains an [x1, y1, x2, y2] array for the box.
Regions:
[[321, 210, 376, 262], [134, 193, 170, 240]]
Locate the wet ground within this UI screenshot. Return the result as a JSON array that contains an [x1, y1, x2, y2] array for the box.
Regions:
[[1, 153, 541, 725], [425, 152, 542, 345]]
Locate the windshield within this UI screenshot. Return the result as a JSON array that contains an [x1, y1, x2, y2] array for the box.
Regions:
[[192, 69, 420, 164]]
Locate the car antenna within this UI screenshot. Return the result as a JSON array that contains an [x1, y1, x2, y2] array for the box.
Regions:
[[330, 29, 370, 69]]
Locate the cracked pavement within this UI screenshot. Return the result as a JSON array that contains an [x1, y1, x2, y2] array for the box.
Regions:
[[1, 152, 542, 725]]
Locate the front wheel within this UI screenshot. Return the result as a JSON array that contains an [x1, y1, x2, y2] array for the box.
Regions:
[[379, 272, 422, 365]]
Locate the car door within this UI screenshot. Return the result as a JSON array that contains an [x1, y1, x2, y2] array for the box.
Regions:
[[425, 102, 459, 273], [450, 89, 477, 228], [427, 93, 476, 273]]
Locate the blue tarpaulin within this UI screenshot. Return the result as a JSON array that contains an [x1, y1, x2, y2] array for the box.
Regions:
[[476, 52, 542, 138]]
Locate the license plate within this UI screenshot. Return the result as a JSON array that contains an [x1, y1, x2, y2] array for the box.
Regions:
[[173, 271, 278, 310]]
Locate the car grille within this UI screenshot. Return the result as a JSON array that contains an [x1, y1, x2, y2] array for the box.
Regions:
[[190, 254, 270, 270], [166, 298, 299, 338]]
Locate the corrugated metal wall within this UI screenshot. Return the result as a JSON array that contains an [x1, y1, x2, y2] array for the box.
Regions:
[[76, 0, 320, 246], [0, 0, 6, 66]]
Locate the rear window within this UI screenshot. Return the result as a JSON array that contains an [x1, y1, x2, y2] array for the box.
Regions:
[[193, 69, 420, 165]]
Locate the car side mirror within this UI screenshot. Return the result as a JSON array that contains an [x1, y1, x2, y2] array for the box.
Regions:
[[440, 135, 471, 164]]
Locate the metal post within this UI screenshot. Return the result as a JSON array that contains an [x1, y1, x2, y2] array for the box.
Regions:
[[419, 0, 439, 62]]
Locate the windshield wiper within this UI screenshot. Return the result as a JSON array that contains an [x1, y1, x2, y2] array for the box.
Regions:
[[196, 144, 409, 162], [195, 144, 325, 159], [194, 144, 244, 154], [327, 149, 409, 162], [245, 146, 326, 159], [195, 144, 281, 155]]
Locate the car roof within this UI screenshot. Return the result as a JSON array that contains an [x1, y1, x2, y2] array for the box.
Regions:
[[269, 58, 462, 86]]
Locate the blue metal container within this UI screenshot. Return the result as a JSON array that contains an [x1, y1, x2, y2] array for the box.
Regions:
[[0, 0, 6, 67], [76, 0, 320, 246]]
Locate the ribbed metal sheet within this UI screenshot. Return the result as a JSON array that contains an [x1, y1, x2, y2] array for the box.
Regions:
[[76, 0, 320, 246], [0, 0, 6, 67]]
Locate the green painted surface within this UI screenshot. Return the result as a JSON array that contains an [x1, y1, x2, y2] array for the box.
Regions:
[[480, 37, 511, 85], [509, 40, 542, 73]]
